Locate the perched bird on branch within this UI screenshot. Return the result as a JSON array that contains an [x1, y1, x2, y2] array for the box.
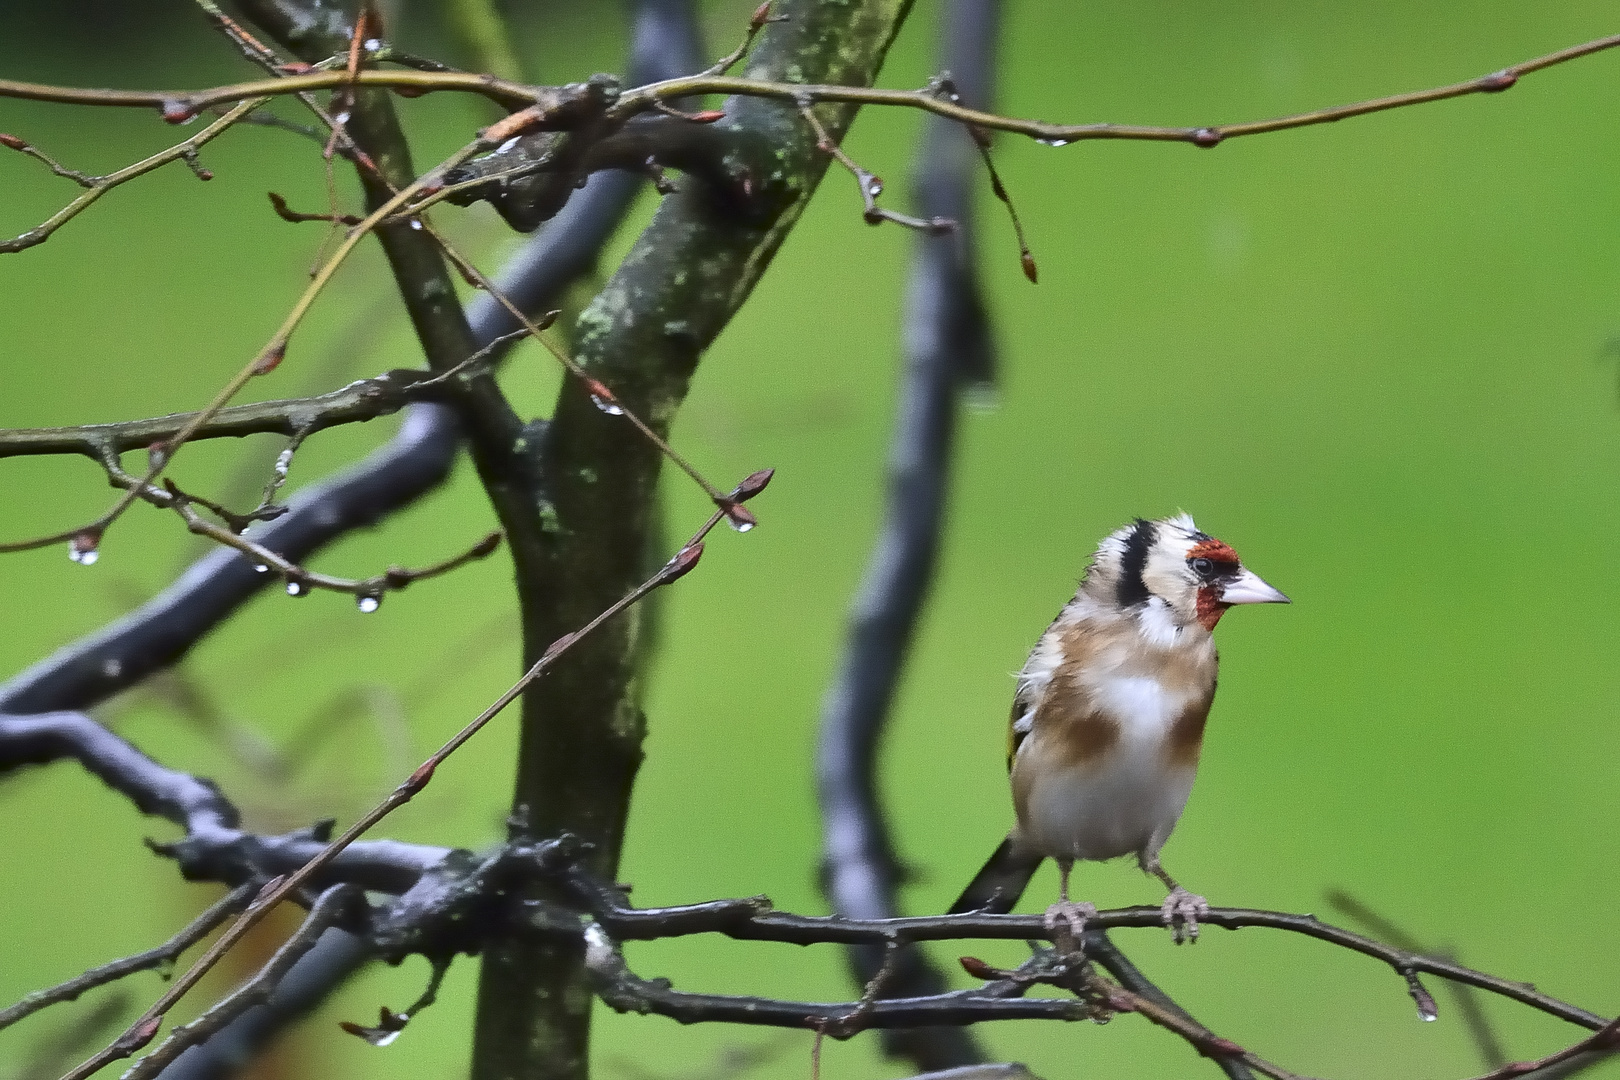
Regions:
[[950, 514, 1289, 943]]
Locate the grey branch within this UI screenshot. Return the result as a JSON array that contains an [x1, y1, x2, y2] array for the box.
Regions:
[[0, 883, 255, 1034], [0, 710, 454, 894], [118, 886, 364, 1080], [815, 0, 998, 1071]]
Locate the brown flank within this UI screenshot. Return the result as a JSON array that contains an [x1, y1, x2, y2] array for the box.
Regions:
[[1164, 685, 1216, 767]]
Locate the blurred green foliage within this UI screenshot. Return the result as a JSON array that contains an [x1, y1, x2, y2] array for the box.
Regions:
[[1, 2, 1618, 1079]]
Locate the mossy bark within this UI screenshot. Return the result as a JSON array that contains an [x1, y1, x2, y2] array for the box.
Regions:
[[469, 3, 914, 1080]]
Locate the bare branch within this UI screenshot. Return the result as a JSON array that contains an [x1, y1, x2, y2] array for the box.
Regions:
[[0, 710, 452, 893], [149, 929, 371, 1080], [1328, 889, 1507, 1066], [550, 863, 1611, 1035], [0, 347, 524, 461], [0, 884, 255, 1034], [616, 31, 1620, 145], [4, 30, 1613, 152], [1468, 1019, 1620, 1080], [0, 69, 557, 115], [582, 923, 1084, 1030], [1085, 933, 1255, 1080], [0, 101, 260, 255], [118, 886, 364, 1080], [815, 0, 998, 1070], [797, 99, 954, 232], [55, 496, 732, 1080]]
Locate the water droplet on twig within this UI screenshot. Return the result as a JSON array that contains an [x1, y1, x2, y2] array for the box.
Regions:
[[286, 581, 306, 597], [590, 395, 625, 416], [68, 547, 99, 565], [357, 595, 381, 613]]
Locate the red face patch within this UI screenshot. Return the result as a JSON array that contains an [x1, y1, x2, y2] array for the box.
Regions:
[[1190, 536, 1240, 631]]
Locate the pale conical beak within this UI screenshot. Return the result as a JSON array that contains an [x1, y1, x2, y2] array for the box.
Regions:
[[1220, 567, 1290, 605]]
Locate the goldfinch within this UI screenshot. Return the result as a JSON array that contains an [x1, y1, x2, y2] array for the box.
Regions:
[[949, 514, 1288, 943]]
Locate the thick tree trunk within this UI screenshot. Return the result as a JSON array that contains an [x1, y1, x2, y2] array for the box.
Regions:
[[468, 4, 914, 1080]]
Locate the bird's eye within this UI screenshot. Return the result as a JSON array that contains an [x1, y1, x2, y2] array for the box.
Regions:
[[1190, 557, 1215, 578]]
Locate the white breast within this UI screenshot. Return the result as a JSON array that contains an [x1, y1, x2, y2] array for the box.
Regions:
[[1019, 666, 1202, 863]]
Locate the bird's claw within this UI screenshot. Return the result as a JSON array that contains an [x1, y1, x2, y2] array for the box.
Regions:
[[1161, 886, 1210, 944], [1043, 899, 1097, 950]]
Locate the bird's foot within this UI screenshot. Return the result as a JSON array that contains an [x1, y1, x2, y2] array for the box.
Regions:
[[1161, 886, 1210, 944], [1043, 899, 1097, 951]]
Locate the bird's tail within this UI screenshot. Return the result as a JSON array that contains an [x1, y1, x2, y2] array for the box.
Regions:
[[948, 834, 1043, 915]]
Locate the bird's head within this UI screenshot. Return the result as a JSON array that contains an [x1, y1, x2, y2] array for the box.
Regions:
[[1086, 513, 1289, 632]]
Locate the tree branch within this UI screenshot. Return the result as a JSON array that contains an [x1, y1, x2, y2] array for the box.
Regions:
[[547, 861, 1611, 1034], [0, 86, 640, 713], [1086, 932, 1255, 1080], [815, 0, 997, 1072], [0, 710, 453, 894], [0, 335, 527, 462], [0, 883, 255, 1034], [118, 885, 365, 1080], [473, 3, 912, 1079], [5, 29, 1616, 151]]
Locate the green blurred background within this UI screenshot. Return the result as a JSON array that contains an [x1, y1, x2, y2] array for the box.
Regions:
[[2, 2, 1618, 1078]]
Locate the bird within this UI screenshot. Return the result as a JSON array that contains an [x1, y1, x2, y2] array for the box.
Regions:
[[948, 513, 1288, 944]]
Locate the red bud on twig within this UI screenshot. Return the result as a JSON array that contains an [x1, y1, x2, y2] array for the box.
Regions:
[[123, 1014, 163, 1052], [401, 760, 436, 796], [542, 632, 577, 662], [0, 133, 27, 150], [253, 340, 287, 376], [658, 542, 704, 585], [730, 467, 775, 503], [958, 956, 1000, 979]]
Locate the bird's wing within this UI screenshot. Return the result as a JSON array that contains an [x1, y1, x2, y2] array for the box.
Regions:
[[1005, 678, 1040, 772]]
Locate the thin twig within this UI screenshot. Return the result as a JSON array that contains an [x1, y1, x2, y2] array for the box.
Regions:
[[1467, 1018, 1620, 1080], [0, 29, 1610, 158], [556, 870, 1612, 1035], [614, 31, 1620, 143], [1327, 889, 1507, 1064], [118, 886, 362, 1080], [795, 99, 953, 232], [53, 494, 742, 1080], [0, 884, 255, 1033], [0, 99, 262, 255]]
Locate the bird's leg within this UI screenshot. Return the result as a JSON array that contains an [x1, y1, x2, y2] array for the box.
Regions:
[[1041, 859, 1096, 952], [1140, 854, 1210, 944]]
